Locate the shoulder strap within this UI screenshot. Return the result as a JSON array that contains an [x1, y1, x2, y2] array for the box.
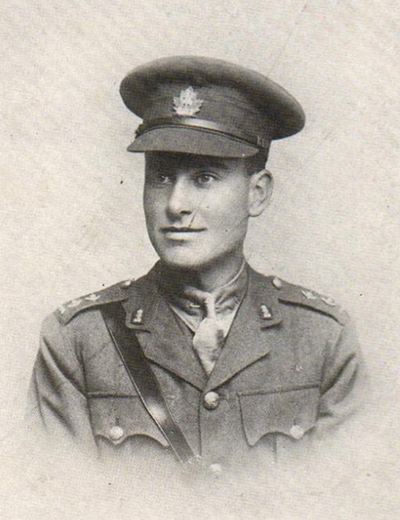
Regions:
[[272, 277, 348, 326], [56, 280, 133, 325], [101, 302, 198, 465]]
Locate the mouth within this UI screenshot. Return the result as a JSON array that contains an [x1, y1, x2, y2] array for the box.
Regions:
[[161, 226, 206, 238]]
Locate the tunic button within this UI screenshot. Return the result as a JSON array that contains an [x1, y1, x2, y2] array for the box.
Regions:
[[203, 391, 220, 410], [272, 277, 283, 289], [290, 425, 305, 440], [109, 425, 124, 441], [209, 463, 222, 475]]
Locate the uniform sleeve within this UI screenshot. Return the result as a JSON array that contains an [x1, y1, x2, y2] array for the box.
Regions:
[[26, 313, 97, 452], [316, 317, 367, 434]]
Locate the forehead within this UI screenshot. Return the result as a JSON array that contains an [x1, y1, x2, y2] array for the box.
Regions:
[[145, 152, 245, 172]]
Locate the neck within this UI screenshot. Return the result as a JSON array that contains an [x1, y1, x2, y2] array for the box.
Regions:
[[160, 252, 245, 292]]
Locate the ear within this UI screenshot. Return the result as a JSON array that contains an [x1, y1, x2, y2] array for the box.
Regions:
[[248, 169, 273, 217]]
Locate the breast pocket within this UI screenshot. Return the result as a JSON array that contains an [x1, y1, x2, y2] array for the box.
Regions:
[[88, 395, 169, 448], [239, 386, 320, 446]]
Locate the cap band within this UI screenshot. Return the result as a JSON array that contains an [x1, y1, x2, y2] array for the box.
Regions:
[[135, 117, 270, 150]]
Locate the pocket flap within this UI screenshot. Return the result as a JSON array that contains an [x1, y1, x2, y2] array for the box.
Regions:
[[88, 396, 169, 447], [239, 387, 320, 446]]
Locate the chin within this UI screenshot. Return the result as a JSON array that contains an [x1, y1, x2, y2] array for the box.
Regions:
[[153, 240, 242, 274], [158, 253, 209, 272], [152, 240, 203, 270]]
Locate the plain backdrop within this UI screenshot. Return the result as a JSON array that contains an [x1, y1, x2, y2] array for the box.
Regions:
[[1, 1, 399, 518]]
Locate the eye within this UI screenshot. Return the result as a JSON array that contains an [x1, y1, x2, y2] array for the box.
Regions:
[[147, 171, 175, 185], [160, 172, 175, 183], [193, 172, 218, 186]]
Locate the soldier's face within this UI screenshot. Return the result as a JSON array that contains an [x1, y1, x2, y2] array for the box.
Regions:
[[144, 152, 261, 272]]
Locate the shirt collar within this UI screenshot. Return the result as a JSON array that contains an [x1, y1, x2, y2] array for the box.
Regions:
[[156, 260, 248, 316]]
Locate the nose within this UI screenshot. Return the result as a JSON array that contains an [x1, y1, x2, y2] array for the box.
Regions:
[[166, 177, 194, 218]]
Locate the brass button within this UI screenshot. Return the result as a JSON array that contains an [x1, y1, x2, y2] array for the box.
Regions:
[[109, 425, 124, 441], [203, 391, 220, 410], [290, 425, 305, 440], [272, 277, 283, 289], [209, 463, 222, 475]]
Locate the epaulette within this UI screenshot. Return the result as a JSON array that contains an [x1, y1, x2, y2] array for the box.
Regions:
[[270, 276, 349, 326], [54, 278, 135, 325]]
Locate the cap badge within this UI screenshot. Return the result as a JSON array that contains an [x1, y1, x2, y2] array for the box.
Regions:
[[173, 86, 203, 116]]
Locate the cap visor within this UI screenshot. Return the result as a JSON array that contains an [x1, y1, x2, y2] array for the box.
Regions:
[[127, 127, 259, 158]]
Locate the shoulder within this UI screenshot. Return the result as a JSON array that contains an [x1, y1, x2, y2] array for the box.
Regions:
[[273, 276, 349, 326], [250, 268, 349, 326], [53, 278, 136, 326]]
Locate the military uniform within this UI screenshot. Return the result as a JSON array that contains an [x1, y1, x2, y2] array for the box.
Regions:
[[28, 57, 364, 476], [28, 263, 363, 473]]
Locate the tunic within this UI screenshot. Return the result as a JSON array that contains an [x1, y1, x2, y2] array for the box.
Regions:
[[27, 264, 365, 475]]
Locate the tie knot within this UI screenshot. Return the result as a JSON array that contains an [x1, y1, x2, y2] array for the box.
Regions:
[[185, 289, 217, 319]]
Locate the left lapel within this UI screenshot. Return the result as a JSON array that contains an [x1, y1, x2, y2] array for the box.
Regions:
[[205, 268, 285, 391], [121, 270, 207, 390], [142, 295, 207, 390]]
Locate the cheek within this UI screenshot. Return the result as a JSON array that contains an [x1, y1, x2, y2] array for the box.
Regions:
[[143, 193, 152, 222], [209, 196, 249, 240], [143, 189, 162, 226], [219, 190, 249, 221]]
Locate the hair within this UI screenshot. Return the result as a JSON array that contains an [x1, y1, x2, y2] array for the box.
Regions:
[[144, 149, 269, 176], [243, 150, 268, 175]]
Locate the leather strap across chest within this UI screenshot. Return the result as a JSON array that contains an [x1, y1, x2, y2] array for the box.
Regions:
[[101, 302, 198, 464]]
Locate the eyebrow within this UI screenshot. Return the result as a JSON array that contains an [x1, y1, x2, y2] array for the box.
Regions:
[[149, 156, 231, 171], [186, 159, 230, 171], [205, 161, 229, 170]]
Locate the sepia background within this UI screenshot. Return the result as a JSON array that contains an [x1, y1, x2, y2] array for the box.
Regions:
[[1, 0, 399, 518]]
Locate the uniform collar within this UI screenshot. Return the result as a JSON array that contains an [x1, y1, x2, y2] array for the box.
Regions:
[[155, 260, 247, 312], [120, 264, 284, 391], [163, 261, 249, 336]]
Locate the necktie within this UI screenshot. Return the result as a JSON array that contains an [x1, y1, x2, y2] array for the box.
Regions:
[[188, 289, 225, 376]]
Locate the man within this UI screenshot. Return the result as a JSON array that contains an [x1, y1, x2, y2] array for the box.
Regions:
[[28, 56, 364, 475]]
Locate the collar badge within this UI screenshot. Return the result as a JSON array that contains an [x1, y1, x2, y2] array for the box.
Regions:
[[132, 308, 144, 324], [173, 87, 203, 116], [260, 304, 272, 320]]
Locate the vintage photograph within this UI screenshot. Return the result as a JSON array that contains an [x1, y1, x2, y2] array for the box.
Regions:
[[1, 1, 399, 519]]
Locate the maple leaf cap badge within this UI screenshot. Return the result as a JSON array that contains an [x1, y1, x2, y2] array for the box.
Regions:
[[173, 86, 204, 116]]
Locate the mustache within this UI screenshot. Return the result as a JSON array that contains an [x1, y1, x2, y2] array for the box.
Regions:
[[161, 226, 206, 232]]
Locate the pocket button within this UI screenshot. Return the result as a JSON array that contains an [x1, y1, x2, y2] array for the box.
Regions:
[[109, 425, 124, 441], [290, 424, 305, 440], [209, 463, 222, 476]]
